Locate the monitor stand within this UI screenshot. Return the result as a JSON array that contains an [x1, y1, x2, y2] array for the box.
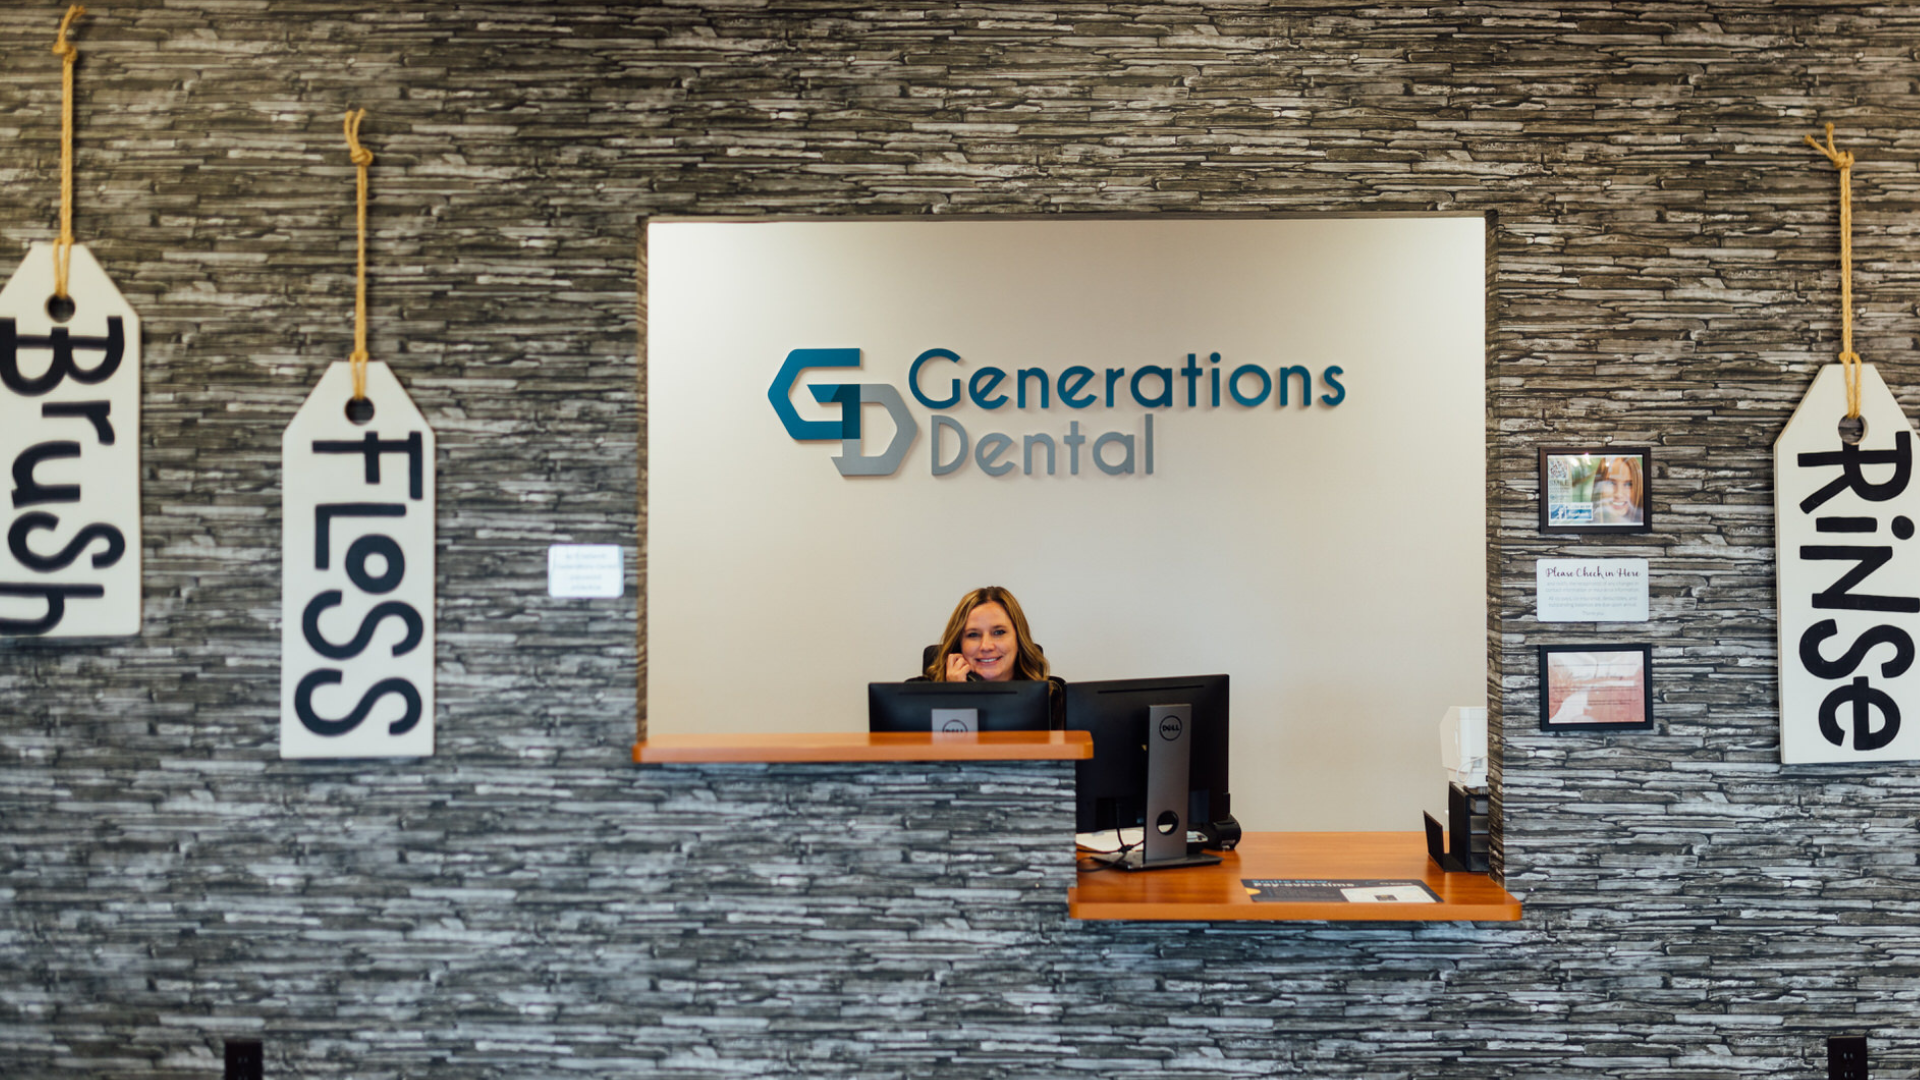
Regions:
[[1111, 704, 1222, 872]]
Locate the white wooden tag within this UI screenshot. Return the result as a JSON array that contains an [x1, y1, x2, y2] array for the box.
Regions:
[[0, 242, 141, 638], [1776, 363, 1920, 763], [282, 361, 434, 758]]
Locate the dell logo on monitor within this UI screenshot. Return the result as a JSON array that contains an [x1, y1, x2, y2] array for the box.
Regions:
[[1158, 714, 1184, 741]]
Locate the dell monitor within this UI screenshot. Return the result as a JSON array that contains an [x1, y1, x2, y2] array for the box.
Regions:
[[868, 680, 1055, 734], [1066, 674, 1234, 865]]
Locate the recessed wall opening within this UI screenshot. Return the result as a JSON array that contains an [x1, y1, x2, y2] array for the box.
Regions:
[[641, 213, 1493, 832]]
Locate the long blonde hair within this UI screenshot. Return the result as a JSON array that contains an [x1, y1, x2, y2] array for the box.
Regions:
[[927, 586, 1049, 682]]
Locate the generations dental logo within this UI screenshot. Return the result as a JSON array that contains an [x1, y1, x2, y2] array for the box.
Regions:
[[769, 347, 1345, 478]]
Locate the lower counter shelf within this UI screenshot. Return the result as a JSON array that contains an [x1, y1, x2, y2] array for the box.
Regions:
[[1067, 831, 1521, 922]]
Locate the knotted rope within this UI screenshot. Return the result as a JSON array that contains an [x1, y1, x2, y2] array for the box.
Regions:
[[344, 108, 373, 401], [52, 4, 87, 300], [1806, 123, 1862, 419]]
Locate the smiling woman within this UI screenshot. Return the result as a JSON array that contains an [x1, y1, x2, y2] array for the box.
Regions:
[[921, 585, 1065, 727], [926, 586, 1050, 684]]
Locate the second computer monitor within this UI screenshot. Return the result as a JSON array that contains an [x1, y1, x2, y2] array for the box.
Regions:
[[1065, 674, 1231, 834]]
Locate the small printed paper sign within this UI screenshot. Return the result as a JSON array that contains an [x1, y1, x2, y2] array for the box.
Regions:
[[282, 362, 435, 759], [0, 242, 141, 637], [1776, 363, 1920, 764], [547, 544, 623, 599], [1243, 879, 1440, 904], [1536, 559, 1650, 622]]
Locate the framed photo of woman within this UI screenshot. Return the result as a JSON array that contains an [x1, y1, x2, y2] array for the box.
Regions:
[[1538, 643, 1654, 732], [1539, 447, 1652, 534]]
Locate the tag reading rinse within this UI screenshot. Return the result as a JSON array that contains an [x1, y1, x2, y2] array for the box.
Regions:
[[1775, 363, 1920, 764], [282, 361, 435, 758], [0, 242, 141, 637]]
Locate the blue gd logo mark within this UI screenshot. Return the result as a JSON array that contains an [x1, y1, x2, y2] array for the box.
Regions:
[[768, 349, 918, 476]]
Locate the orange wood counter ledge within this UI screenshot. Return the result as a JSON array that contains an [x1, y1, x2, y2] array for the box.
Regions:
[[632, 729, 1092, 763], [1068, 831, 1521, 922]]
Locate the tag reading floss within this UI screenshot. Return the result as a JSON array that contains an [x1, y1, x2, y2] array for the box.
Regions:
[[282, 361, 436, 758], [0, 242, 142, 637], [1775, 363, 1920, 764]]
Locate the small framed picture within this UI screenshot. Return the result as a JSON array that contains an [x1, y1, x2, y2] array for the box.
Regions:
[[1538, 643, 1653, 731], [1539, 447, 1652, 533]]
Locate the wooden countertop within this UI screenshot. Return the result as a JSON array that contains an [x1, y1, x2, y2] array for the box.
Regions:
[[1068, 831, 1521, 922], [633, 729, 1094, 764]]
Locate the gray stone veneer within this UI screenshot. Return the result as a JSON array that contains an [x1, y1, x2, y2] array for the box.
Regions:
[[6, 2, 1920, 1076]]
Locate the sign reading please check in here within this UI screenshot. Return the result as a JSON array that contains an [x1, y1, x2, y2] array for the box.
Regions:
[[1536, 559, 1649, 622]]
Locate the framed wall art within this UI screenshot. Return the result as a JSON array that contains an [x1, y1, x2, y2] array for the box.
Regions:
[[1538, 643, 1653, 732], [1539, 447, 1652, 534]]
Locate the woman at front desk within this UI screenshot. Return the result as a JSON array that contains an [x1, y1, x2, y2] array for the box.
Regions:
[[920, 586, 1066, 728]]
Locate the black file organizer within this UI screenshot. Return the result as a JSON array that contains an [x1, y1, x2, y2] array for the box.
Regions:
[[1424, 783, 1489, 873]]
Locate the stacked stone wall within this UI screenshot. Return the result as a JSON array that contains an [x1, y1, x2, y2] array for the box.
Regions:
[[5, 3, 1920, 1076]]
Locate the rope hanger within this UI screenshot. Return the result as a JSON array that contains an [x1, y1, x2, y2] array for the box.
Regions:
[[344, 108, 374, 402], [52, 3, 87, 301], [1805, 122, 1863, 420]]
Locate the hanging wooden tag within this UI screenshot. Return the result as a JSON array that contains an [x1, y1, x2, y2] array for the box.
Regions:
[[281, 362, 435, 758], [0, 241, 141, 637], [1776, 363, 1920, 763]]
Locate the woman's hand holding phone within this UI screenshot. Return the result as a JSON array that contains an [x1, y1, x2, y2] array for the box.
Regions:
[[945, 652, 974, 682]]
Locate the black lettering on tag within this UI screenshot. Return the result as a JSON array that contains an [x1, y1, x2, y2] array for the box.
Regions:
[[1816, 516, 1878, 533], [1799, 432, 1914, 513], [313, 503, 405, 570], [294, 669, 423, 737], [11, 442, 81, 508], [1819, 676, 1902, 751], [1800, 545, 1920, 613], [302, 590, 422, 660], [1799, 619, 1916, 679], [0, 581, 105, 635], [313, 431, 424, 500], [0, 317, 125, 396], [7, 513, 125, 572], [40, 400, 113, 445], [344, 534, 404, 594]]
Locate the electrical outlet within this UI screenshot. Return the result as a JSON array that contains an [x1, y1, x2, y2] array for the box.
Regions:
[[225, 1039, 263, 1080], [1829, 1035, 1867, 1080]]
